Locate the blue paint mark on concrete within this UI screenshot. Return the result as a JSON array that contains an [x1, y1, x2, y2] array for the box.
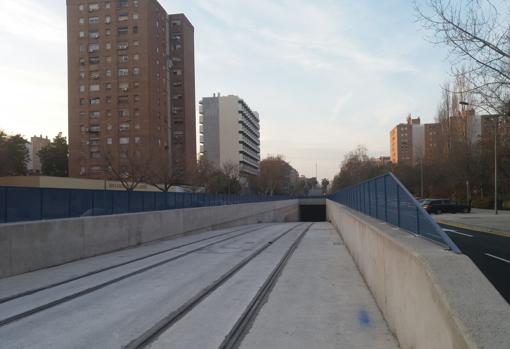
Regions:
[[358, 310, 371, 327]]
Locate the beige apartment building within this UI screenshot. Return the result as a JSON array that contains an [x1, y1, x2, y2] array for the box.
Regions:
[[199, 95, 261, 178], [26, 135, 51, 173], [67, 0, 196, 184], [390, 116, 415, 164]]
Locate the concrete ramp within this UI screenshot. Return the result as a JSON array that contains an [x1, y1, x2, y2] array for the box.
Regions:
[[0, 222, 397, 348]]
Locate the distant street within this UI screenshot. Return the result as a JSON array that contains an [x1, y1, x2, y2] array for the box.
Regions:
[[440, 223, 510, 304]]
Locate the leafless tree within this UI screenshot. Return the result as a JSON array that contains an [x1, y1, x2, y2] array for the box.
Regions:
[[103, 148, 149, 191], [146, 157, 179, 192], [416, 0, 510, 114]]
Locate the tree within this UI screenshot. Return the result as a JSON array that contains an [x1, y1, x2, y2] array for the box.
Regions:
[[0, 131, 29, 176], [38, 133, 69, 177], [146, 157, 178, 192], [416, 0, 510, 114], [258, 155, 292, 195], [192, 156, 215, 191], [321, 178, 330, 194], [103, 148, 149, 191]]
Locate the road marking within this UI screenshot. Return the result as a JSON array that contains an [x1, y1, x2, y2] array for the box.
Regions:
[[485, 253, 510, 264], [443, 229, 473, 238]]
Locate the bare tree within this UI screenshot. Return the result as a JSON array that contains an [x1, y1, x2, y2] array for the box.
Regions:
[[146, 157, 178, 192], [103, 148, 149, 191], [416, 0, 510, 114]]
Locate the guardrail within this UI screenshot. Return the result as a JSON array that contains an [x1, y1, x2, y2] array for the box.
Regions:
[[328, 173, 461, 253], [0, 186, 290, 224]]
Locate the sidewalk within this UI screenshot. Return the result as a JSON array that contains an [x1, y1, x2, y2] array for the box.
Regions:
[[434, 209, 510, 237]]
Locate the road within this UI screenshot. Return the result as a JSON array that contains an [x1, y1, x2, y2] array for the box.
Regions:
[[0, 222, 397, 349], [440, 223, 510, 304]]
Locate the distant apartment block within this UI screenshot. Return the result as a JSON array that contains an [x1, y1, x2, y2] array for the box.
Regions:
[[26, 135, 50, 173], [66, 0, 196, 183], [390, 116, 416, 164], [199, 94, 261, 177]]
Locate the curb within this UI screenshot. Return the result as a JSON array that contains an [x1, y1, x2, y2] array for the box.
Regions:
[[436, 219, 510, 238]]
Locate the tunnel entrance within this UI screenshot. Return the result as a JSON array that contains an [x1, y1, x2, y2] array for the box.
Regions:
[[299, 201, 326, 222]]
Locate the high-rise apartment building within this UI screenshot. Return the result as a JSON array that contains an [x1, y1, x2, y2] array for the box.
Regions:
[[390, 116, 415, 164], [67, 1, 196, 183], [168, 14, 196, 183], [199, 95, 260, 177], [25, 135, 51, 173]]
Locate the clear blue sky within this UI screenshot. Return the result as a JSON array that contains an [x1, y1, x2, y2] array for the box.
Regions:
[[0, 0, 451, 180]]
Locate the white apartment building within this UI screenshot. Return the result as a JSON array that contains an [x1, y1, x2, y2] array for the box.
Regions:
[[199, 94, 260, 177]]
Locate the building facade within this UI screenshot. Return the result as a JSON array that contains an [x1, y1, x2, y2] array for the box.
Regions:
[[67, 0, 195, 183], [390, 116, 414, 164], [168, 14, 196, 184], [26, 136, 51, 173], [199, 95, 260, 177]]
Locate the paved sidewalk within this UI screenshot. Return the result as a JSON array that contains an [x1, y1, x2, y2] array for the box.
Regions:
[[434, 210, 510, 237]]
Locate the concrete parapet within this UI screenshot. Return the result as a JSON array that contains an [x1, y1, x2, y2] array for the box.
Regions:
[[326, 200, 510, 349], [0, 200, 299, 278]]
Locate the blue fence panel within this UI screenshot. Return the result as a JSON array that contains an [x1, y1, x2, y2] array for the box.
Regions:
[[328, 173, 460, 253], [0, 187, 6, 223], [129, 191, 143, 213], [6, 187, 41, 222], [93, 190, 113, 216], [41, 188, 70, 220], [69, 189, 93, 217], [143, 192, 156, 211]]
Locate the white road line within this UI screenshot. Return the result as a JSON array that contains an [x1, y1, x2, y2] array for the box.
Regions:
[[443, 229, 474, 238], [485, 253, 510, 264]]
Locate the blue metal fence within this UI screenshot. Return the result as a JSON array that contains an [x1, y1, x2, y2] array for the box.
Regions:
[[0, 186, 290, 224], [328, 173, 461, 253]]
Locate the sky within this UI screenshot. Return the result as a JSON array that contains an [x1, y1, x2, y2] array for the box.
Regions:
[[0, 0, 452, 180]]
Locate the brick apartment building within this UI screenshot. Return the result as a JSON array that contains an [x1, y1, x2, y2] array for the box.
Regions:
[[66, 0, 196, 184]]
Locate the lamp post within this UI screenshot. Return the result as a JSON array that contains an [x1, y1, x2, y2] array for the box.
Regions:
[[494, 116, 499, 215]]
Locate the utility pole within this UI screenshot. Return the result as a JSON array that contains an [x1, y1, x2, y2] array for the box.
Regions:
[[495, 117, 498, 215], [420, 158, 424, 198]]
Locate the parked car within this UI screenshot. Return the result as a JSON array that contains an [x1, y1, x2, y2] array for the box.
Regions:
[[421, 199, 471, 214]]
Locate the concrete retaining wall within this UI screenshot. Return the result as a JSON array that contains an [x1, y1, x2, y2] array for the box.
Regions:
[[326, 200, 510, 349], [0, 200, 299, 278]]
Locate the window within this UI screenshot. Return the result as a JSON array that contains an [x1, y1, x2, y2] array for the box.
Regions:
[[118, 13, 129, 21], [105, 2, 111, 9], [89, 125, 100, 132], [133, 67, 140, 75], [107, 138, 112, 145], [133, 13, 139, 20], [118, 109, 130, 117], [117, 42, 128, 50], [105, 82, 112, 90], [80, 111, 86, 117], [119, 123, 130, 131], [173, 69, 182, 76], [90, 70, 100, 79], [133, 53, 139, 61], [80, 72, 86, 80], [134, 109, 140, 117], [88, 3, 99, 12], [134, 95, 140, 102], [133, 81, 140, 88], [79, 58, 85, 66], [119, 137, 130, 145], [79, 31, 85, 38], [118, 68, 129, 76], [106, 69, 112, 77], [89, 30, 100, 39], [118, 27, 128, 35], [88, 43, 100, 53], [90, 84, 100, 92], [118, 95, 129, 104], [133, 40, 139, 47], [106, 96, 112, 104], [133, 0, 138, 7], [90, 111, 100, 118], [80, 85, 85, 93], [79, 44, 85, 53], [106, 29, 111, 36], [80, 98, 86, 105], [118, 0, 129, 7], [105, 16, 111, 24], [119, 82, 129, 92], [79, 18, 85, 24], [89, 57, 100, 65], [135, 137, 140, 144], [106, 42, 111, 50], [91, 152, 101, 159], [89, 17, 99, 24], [106, 56, 112, 63], [90, 97, 100, 105], [79, 4, 84, 11], [172, 20, 181, 26], [118, 54, 129, 63], [133, 26, 138, 34]]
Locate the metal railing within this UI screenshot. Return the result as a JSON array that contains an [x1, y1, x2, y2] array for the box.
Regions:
[[328, 173, 461, 253], [0, 186, 290, 224]]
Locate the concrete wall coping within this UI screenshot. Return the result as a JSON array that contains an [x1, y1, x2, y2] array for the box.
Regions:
[[327, 200, 510, 349]]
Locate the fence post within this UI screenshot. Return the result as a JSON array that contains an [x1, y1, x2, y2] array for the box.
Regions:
[[39, 188, 43, 220], [396, 184, 401, 227], [368, 182, 372, 216], [67, 190, 71, 218], [416, 207, 421, 235], [384, 175, 388, 221], [374, 180, 378, 219]]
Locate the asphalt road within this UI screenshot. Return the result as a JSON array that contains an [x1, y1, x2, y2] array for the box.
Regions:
[[440, 223, 510, 304]]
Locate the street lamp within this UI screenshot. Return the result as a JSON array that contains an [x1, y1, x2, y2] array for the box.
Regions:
[[494, 116, 499, 215]]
